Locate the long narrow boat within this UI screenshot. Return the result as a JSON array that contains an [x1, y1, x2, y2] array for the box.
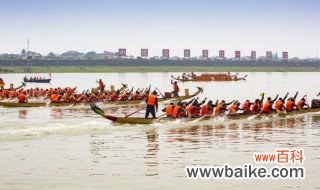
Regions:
[[171, 75, 247, 82], [0, 87, 203, 108], [90, 104, 320, 125], [0, 101, 46, 108], [23, 78, 51, 83]]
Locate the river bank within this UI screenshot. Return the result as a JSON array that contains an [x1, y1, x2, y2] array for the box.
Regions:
[[1, 66, 320, 73]]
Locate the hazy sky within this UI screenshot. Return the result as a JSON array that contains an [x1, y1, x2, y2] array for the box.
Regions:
[[0, 0, 319, 58]]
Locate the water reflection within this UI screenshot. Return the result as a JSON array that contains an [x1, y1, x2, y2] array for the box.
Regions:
[[18, 109, 27, 119], [145, 129, 159, 177]]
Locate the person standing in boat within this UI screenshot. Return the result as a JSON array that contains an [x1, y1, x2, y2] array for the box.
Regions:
[[145, 91, 158, 119], [171, 80, 180, 97], [96, 79, 105, 92], [0, 77, 4, 89]]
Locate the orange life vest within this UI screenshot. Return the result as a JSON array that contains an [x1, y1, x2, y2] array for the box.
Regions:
[[99, 81, 105, 89], [275, 100, 283, 110], [229, 104, 239, 114], [18, 93, 26, 103], [110, 93, 118, 101], [262, 100, 271, 113], [165, 105, 173, 116], [243, 100, 250, 111], [187, 105, 194, 115], [172, 105, 181, 118], [286, 100, 294, 111], [147, 94, 156, 106], [297, 100, 304, 109], [214, 103, 223, 115], [251, 102, 260, 113], [50, 94, 61, 102], [201, 105, 209, 116], [173, 84, 179, 91]]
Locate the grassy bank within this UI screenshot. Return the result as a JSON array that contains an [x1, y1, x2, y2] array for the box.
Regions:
[[1, 66, 320, 73]]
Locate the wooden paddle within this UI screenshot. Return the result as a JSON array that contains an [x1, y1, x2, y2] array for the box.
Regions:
[[155, 87, 165, 99], [125, 106, 147, 117]]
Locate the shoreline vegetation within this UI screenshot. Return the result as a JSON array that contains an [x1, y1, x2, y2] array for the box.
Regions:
[[1, 66, 320, 73]]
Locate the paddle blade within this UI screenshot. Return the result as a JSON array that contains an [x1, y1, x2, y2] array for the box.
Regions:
[[90, 103, 105, 116], [196, 87, 204, 93]]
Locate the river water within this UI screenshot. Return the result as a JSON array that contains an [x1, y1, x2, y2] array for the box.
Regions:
[[0, 72, 320, 189]]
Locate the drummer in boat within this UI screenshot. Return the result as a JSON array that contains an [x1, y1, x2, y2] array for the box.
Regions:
[[171, 80, 180, 97], [145, 91, 158, 119], [96, 79, 105, 92]]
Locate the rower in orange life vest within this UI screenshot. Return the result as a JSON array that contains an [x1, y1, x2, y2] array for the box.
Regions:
[[18, 91, 28, 103], [186, 98, 207, 118], [297, 96, 309, 110], [251, 93, 265, 114], [110, 90, 120, 101], [274, 92, 289, 111], [172, 98, 195, 118], [262, 95, 279, 114], [286, 92, 298, 112], [214, 100, 235, 115], [242, 100, 253, 114], [201, 100, 218, 116], [228, 101, 243, 115], [96, 79, 105, 92], [171, 80, 180, 97], [162, 102, 174, 117], [145, 91, 158, 118], [131, 90, 141, 100]]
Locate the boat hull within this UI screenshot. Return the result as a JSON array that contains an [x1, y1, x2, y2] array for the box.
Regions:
[[23, 79, 51, 83], [100, 108, 320, 125]]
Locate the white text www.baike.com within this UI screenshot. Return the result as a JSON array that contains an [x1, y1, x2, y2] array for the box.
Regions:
[[185, 164, 304, 180]]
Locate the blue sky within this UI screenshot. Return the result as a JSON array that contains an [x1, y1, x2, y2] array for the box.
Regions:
[[0, 0, 319, 58]]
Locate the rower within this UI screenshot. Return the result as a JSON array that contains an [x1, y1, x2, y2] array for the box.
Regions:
[[171, 80, 180, 97], [286, 92, 298, 112], [110, 90, 120, 101], [145, 91, 158, 119], [131, 90, 141, 100], [201, 100, 217, 116], [172, 102, 183, 118], [50, 93, 62, 103], [187, 98, 206, 118], [242, 100, 253, 114], [162, 103, 174, 117], [228, 101, 243, 115], [215, 100, 235, 115], [297, 96, 309, 110], [18, 91, 27, 103], [275, 92, 289, 111], [262, 95, 278, 114]]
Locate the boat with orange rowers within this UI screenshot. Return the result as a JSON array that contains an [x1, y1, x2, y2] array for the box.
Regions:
[[90, 98, 320, 125], [171, 72, 247, 82], [0, 87, 203, 108]]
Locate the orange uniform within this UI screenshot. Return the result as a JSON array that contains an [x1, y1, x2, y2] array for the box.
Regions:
[[147, 94, 156, 106], [201, 105, 209, 116], [275, 100, 284, 110], [286, 100, 294, 111], [172, 105, 181, 118], [18, 93, 26, 103], [165, 105, 174, 117], [262, 100, 272, 113], [242, 100, 251, 112]]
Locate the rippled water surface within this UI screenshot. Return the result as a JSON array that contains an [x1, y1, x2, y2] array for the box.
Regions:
[[0, 72, 320, 189]]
